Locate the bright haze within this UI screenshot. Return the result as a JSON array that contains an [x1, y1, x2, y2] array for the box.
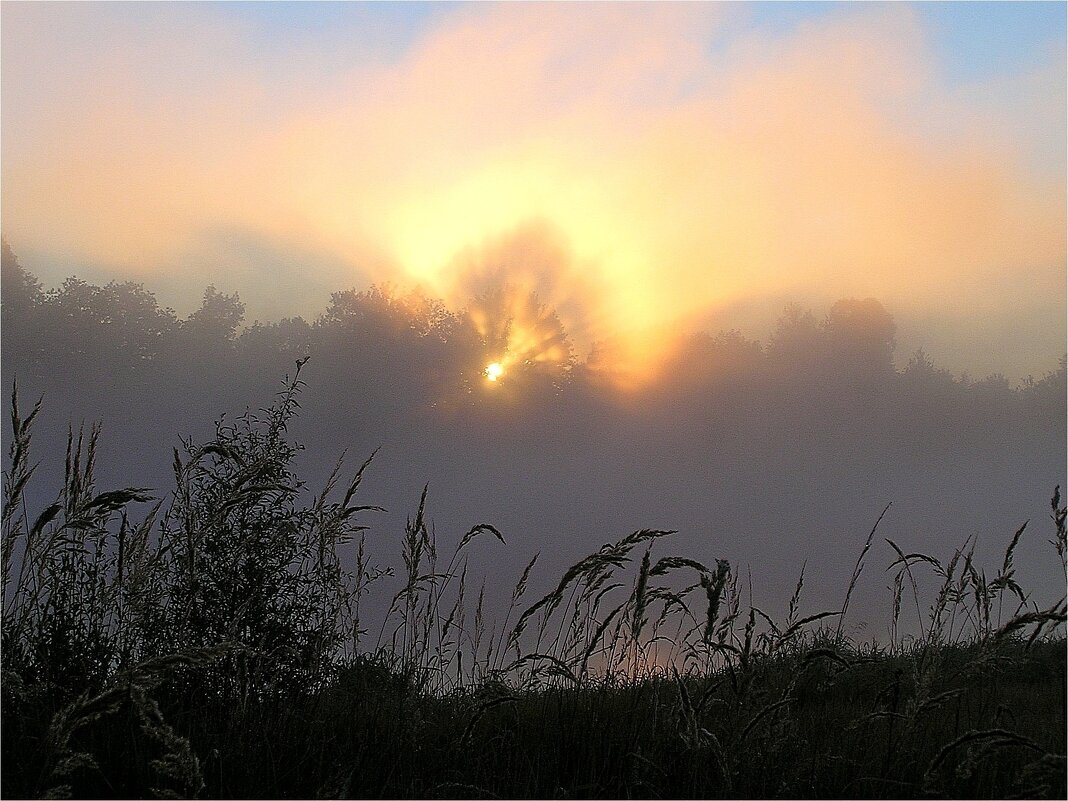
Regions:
[[3, 0, 1065, 381], [2, 2, 1065, 628]]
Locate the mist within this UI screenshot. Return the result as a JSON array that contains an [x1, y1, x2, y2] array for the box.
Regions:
[[3, 242, 1064, 635], [5, 5, 1068, 796], [3, 1, 1065, 383]]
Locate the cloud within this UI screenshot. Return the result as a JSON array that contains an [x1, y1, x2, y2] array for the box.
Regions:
[[2, 2, 1063, 382]]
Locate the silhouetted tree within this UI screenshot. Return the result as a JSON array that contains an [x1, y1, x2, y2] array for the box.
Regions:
[[1, 240, 44, 370], [902, 348, 955, 389], [766, 302, 823, 375], [823, 297, 896, 380], [319, 285, 453, 342], [27, 277, 177, 379], [238, 317, 313, 362], [1, 242, 1062, 609], [465, 285, 574, 399], [1021, 355, 1068, 416], [669, 330, 763, 384], [183, 285, 244, 345], [1, 239, 41, 314]]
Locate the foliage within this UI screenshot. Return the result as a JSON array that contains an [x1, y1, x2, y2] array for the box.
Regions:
[[2, 372, 1065, 799], [4, 246, 1065, 411]]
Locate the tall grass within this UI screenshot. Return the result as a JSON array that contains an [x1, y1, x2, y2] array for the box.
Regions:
[[2, 370, 1065, 798]]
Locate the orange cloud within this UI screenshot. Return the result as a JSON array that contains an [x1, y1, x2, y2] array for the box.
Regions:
[[2, 2, 1063, 383]]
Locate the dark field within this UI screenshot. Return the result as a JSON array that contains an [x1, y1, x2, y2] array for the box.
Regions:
[[2, 371, 1065, 800]]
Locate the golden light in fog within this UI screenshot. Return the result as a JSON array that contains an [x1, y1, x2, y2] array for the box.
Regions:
[[485, 361, 505, 382], [2, 3, 1062, 386]]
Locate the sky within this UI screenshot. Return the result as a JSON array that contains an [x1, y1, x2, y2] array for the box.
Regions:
[[2, 0, 1065, 383]]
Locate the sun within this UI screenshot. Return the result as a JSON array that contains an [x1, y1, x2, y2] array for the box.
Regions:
[[485, 361, 505, 382]]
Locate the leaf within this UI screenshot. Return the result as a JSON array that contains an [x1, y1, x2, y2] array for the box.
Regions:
[[457, 523, 507, 552], [30, 503, 63, 538]]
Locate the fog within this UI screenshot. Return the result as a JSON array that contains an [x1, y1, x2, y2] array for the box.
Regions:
[[4, 2, 1065, 383], [2, 241, 1064, 636]]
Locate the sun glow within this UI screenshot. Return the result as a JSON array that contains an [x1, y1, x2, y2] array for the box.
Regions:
[[485, 361, 505, 382], [1, 3, 1061, 387]]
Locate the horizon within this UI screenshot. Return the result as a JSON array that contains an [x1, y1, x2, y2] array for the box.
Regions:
[[2, 0, 1066, 628], [1, 6, 1066, 796], [3, 1, 1066, 384], [4, 242, 1066, 390]]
